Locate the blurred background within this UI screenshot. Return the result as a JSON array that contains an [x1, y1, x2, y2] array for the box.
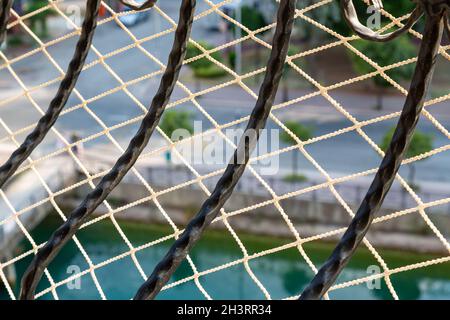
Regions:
[[0, 0, 450, 300]]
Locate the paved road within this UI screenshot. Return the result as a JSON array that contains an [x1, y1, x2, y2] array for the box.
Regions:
[[0, 1, 449, 186]]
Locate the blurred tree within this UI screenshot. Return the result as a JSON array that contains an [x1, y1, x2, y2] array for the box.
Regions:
[[159, 110, 194, 141], [381, 0, 416, 16], [25, 0, 55, 38], [281, 46, 301, 102], [228, 50, 236, 70], [350, 36, 416, 110], [380, 127, 433, 186], [234, 5, 267, 34], [229, 5, 268, 78], [280, 121, 313, 181], [159, 110, 194, 164], [332, 0, 418, 36], [292, 0, 419, 84], [294, 0, 340, 81], [185, 41, 227, 91], [185, 41, 223, 70]]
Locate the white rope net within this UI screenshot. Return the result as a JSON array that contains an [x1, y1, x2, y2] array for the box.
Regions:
[[0, 0, 449, 300]]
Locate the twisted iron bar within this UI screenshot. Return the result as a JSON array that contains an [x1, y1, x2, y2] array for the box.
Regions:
[[133, 0, 297, 300], [341, 0, 423, 42], [300, 0, 448, 300], [0, 0, 102, 189], [0, 0, 13, 47], [445, 11, 450, 38], [0, 0, 158, 189], [119, 0, 157, 10], [19, 0, 196, 300]]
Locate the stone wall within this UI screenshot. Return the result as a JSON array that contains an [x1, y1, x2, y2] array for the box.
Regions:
[[69, 180, 450, 254]]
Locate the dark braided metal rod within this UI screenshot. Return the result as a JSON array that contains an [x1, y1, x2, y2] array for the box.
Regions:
[[119, 0, 157, 10], [0, 0, 13, 47], [19, 0, 196, 300], [133, 0, 297, 300], [341, 0, 423, 42], [445, 10, 450, 38], [0, 0, 101, 189], [299, 3, 446, 300]]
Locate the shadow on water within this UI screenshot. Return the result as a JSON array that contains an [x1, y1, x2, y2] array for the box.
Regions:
[[3, 213, 450, 300]]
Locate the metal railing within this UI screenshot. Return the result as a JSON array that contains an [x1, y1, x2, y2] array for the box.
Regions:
[[0, 0, 449, 300]]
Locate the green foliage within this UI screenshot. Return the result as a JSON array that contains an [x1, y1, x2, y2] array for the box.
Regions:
[[185, 41, 223, 70], [280, 121, 313, 145], [350, 36, 416, 88], [229, 5, 268, 35], [280, 122, 313, 178], [228, 51, 236, 69], [7, 35, 24, 47], [193, 65, 227, 78], [159, 110, 194, 141], [333, 0, 418, 36], [381, 126, 433, 185], [283, 46, 301, 74], [25, 0, 55, 18], [25, 0, 56, 38], [185, 41, 227, 79], [380, 127, 433, 159], [283, 173, 307, 184], [297, 0, 341, 40], [378, 0, 416, 19]]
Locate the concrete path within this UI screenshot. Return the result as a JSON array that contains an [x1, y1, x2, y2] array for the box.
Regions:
[[0, 155, 75, 253]]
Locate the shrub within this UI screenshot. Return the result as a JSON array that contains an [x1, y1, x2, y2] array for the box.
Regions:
[[185, 41, 223, 70], [193, 65, 227, 78]]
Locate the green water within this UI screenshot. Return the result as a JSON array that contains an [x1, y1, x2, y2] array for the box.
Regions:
[[3, 215, 450, 300]]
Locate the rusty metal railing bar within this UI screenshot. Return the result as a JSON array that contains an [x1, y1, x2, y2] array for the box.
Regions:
[[0, 0, 157, 190], [8, 0, 448, 301], [0, 0, 101, 189], [132, 0, 297, 300], [341, 0, 423, 42], [0, 0, 13, 47], [299, 0, 449, 300], [18, 0, 195, 300]]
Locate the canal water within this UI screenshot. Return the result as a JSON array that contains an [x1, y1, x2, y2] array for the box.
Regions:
[[3, 215, 450, 300]]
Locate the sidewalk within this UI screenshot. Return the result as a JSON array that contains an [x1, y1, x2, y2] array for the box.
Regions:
[[0, 155, 75, 253], [79, 141, 450, 215], [177, 81, 450, 123]]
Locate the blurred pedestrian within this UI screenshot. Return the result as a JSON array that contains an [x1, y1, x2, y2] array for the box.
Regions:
[[70, 133, 83, 157]]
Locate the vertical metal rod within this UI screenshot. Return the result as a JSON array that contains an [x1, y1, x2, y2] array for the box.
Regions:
[[0, 0, 101, 189], [133, 0, 297, 300], [300, 7, 445, 300], [19, 0, 196, 300], [0, 0, 13, 48]]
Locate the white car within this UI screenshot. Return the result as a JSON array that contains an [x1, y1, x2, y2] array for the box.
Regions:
[[118, 3, 150, 27]]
